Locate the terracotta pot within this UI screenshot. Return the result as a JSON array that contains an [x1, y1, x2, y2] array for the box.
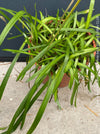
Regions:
[[37, 65, 70, 88], [43, 73, 70, 88]]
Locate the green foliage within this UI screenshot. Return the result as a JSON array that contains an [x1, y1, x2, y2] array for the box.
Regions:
[[0, 0, 100, 133]]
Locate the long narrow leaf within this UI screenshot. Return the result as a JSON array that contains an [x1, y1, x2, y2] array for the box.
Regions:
[[0, 40, 26, 100], [70, 70, 79, 105], [0, 11, 25, 45], [70, 47, 99, 59], [85, 0, 95, 29]]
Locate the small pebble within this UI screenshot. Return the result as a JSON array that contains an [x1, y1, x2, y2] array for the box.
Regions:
[[9, 98, 13, 101]]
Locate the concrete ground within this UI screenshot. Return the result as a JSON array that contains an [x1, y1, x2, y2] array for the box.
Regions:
[[0, 62, 100, 134]]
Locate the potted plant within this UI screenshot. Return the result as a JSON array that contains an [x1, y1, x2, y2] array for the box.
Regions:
[[0, 0, 100, 133]]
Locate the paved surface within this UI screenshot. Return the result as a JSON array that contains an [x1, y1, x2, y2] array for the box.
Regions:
[[0, 62, 100, 134]]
